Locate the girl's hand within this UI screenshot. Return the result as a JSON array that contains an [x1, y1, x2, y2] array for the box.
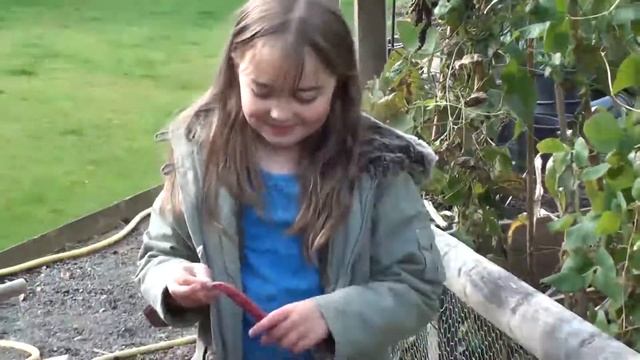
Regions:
[[249, 299, 329, 354], [166, 263, 219, 309]]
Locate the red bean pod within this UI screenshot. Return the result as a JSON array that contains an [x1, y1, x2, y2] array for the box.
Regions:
[[210, 282, 267, 322]]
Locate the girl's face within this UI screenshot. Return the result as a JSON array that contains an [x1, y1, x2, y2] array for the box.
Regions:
[[236, 38, 337, 150]]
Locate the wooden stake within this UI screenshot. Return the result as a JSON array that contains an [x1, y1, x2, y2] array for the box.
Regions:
[[526, 39, 537, 285]]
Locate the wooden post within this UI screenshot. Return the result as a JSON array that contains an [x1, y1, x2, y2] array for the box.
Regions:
[[355, 0, 387, 84]]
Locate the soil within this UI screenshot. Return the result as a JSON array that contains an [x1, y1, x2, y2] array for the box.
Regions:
[[0, 220, 197, 360]]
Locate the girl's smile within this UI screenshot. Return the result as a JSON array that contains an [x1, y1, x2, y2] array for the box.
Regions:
[[267, 123, 296, 137]]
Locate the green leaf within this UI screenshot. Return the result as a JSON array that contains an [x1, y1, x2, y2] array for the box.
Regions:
[[594, 246, 616, 271], [513, 117, 525, 140], [391, 113, 414, 133], [589, 0, 616, 15], [541, 269, 588, 292], [594, 309, 610, 334], [526, 0, 555, 21], [614, 191, 628, 216], [555, 0, 568, 13], [574, 138, 590, 168], [574, 43, 602, 74], [606, 163, 636, 191], [396, 19, 419, 51], [554, 151, 571, 174], [630, 246, 640, 271], [545, 155, 559, 198], [537, 138, 568, 153], [548, 214, 576, 232], [565, 220, 598, 251], [419, 27, 440, 56], [606, 151, 627, 167], [535, 0, 567, 17], [612, 3, 640, 25], [632, 178, 640, 201], [612, 53, 640, 93], [501, 60, 537, 123], [518, 22, 551, 39], [581, 163, 611, 181], [434, 0, 465, 28], [592, 248, 624, 304], [544, 19, 571, 54], [585, 180, 606, 214], [596, 211, 621, 235], [562, 251, 593, 273], [584, 112, 623, 153]]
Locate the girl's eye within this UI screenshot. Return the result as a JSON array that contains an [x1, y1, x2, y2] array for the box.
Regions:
[[251, 87, 271, 99], [295, 92, 318, 104]]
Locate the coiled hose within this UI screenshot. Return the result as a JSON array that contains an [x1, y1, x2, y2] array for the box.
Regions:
[[0, 207, 204, 359]]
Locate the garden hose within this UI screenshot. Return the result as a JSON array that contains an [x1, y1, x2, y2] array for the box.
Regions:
[[0, 207, 202, 359], [0, 339, 40, 360], [0, 208, 152, 278], [92, 335, 197, 360]]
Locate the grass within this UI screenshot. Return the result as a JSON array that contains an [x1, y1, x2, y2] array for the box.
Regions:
[[0, 0, 244, 250], [0, 0, 388, 251]]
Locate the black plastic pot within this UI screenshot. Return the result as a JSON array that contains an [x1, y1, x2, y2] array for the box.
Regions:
[[533, 69, 579, 102], [496, 114, 576, 172], [532, 69, 583, 116], [535, 99, 582, 115]]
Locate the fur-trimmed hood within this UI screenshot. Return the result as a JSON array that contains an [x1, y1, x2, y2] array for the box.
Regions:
[[359, 113, 437, 185]]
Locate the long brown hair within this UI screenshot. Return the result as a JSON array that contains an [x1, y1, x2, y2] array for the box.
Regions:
[[167, 0, 362, 255]]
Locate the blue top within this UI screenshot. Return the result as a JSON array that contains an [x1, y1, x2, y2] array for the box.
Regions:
[[240, 171, 324, 360]]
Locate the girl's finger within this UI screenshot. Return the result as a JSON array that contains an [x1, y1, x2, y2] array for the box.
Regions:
[[291, 336, 316, 355], [192, 263, 213, 281], [197, 284, 219, 304], [249, 306, 291, 337], [259, 316, 295, 345], [279, 327, 304, 351], [180, 264, 198, 277], [174, 273, 197, 286], [267, 316, 299, 344], [168, 283, 201, 304]]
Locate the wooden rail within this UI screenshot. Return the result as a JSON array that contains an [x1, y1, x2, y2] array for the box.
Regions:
[[435, 228, 640, 360]]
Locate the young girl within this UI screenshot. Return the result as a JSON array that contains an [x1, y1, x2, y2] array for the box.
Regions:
[[135, 0, 444, 359]]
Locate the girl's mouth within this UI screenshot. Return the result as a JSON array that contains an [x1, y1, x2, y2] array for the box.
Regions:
[[268, 124, 295, 136]]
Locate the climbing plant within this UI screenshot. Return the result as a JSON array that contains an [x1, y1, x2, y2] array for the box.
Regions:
[[363, 0, 640, 350]]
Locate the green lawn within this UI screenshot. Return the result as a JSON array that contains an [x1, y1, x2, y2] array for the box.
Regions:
[[0, 0, 385, 251], [0, 0, 244, 250]]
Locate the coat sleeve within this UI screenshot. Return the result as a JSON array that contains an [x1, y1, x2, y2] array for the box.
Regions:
[[313, 172, 445, 358], [134, 188, 206, 328]]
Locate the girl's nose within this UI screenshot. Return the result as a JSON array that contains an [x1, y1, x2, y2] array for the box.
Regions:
[[269, 99, 294, 122]]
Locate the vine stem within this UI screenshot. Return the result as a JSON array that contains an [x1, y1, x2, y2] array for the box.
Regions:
[[554, 82, 568, 141], [568, 0, 621, 20], [600, 51, 640, 113], [526, 38, 536, 285], [621, 206, 639, 333]]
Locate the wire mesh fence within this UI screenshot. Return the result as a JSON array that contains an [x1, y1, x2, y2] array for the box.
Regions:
[[390, 288, 537, 360]]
